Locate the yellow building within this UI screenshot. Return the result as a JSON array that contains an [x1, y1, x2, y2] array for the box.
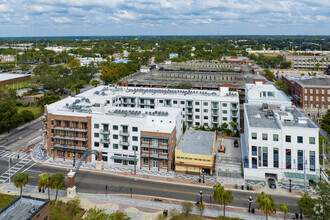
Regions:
[[175, 130, 217, 175]]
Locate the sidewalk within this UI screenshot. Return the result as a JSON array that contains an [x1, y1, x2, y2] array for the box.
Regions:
[[0, 183, 290, 220], [31, 143, 315, 198]]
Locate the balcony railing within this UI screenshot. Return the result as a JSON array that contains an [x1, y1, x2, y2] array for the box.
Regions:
[[119, 131, 129, 136], [141, 152, 169, 160], [53, 126, 87, 132], [100, 129, 110, 134], [53, 135, 87, 142], [100, 138, 110, 143], [53, 144, 86, 151], [212, 105, 218, 109], [119, 140, 130, 146]]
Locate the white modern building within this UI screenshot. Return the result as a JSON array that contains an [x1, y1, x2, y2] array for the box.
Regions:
[[45, 85, 238, 171], [77, 57, 106, 66], [242, 103, 319, 182], [245, 81, 292, 107]]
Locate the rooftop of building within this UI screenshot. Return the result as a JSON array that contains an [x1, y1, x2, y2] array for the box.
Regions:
[[0, 73, 28, 82], [282, 74, 328, 82], [79, 85, 239, 102], [177, 130, 215, 155], [244, 103, 318, 129], [0, 196, 49, 220], [297, 78, 330, 87], [284, 55, 329, 58], [245, 82, 292, 103]]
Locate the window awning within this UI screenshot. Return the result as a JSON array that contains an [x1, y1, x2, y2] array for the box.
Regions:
[[284, 172, 318, 181], [110, 155, 138, 162]]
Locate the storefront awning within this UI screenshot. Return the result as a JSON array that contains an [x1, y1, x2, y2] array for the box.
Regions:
[[110, 155, 138, 162], [284, 172, 318, 181]]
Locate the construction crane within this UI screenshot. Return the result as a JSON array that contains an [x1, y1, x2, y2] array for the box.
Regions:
[[218, 134, 226, 153]]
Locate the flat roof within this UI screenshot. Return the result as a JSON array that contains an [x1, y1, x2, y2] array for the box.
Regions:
[[297, 78, 330, 87], [0, 73, 28, 82], [245, 104, 318, 129], [177, 130, 215, 155], [0, 196, 49, 220]]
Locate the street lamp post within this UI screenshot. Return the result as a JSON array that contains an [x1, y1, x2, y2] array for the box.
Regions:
[[289, 179, 292, 193], [248, 196, 253, 213], [72, 156, 76, 167], [202, 169, 206, 184], [199, 190, 203, 204]]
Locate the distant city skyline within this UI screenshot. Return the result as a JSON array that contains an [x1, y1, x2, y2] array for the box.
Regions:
[[0, 0, 329, 37]]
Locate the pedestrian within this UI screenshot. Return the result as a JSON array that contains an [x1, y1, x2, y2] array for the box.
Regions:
[[6, 138, 8, 142]]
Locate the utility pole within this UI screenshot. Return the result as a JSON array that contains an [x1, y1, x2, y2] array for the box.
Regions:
[[304, 153, 306, 192], [322, 139, 325, 170]]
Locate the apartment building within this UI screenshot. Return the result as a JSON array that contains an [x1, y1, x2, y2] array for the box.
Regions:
[[284, 55, 329, 70], [245, 81, 292, 107], [45, 85, 238, 171], [163, 61, 238, 71], [0, 55, 15, 63], [242, 103, 319, 182], [282, 75, 330, 110]]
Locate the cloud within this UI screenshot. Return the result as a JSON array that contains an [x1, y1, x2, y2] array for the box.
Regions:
[[0, 0, 329, 36]]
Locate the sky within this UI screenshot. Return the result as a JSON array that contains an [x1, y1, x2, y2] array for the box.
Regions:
[[0, 0, 329, 37]]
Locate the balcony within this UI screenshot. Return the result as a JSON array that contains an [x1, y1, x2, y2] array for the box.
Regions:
[[100, 129, 110, 134], [53, 126, 87, 132], [53, 135, 87, 142], [141, 152, 169, 160], [100, 138, 110, 143], [187, 111, 193, 115], [119, 131, 130, 136], [231, 105, 238, 110], [53, 144, 86, 151], [120, 140, 130, 146], [212, 111, 218, 116], [231, 112, 238, 118], [121, 100, 136, 105], [186, 117, 193, 122], [212, 104, 218, 109]]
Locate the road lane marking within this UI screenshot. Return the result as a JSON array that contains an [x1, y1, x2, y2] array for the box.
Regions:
[[22, 163, 36, 173]]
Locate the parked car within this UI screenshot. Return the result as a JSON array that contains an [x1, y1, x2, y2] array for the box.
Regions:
[[234, 140, 239, 148], [268, 178, 276, 189]]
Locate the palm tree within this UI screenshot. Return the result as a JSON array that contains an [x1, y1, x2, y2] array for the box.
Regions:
[[13, 172, 29, 196], [280, 203, 289, 220], [256, 192, 277, 220], [229, 121, 237, 135], [213, 183, 234, 220], [38, 172, 52, 200], [50, 172, 66, 202]]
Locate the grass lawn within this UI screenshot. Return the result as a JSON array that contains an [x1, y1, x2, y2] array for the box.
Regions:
[[3, 80, 31, 89], [0, 193, 18, 210], [50, 206, 72, 220], [17, 106, 43, 117]]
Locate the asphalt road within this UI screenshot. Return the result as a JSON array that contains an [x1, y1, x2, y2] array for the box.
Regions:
[[1, 160, 300, 214]]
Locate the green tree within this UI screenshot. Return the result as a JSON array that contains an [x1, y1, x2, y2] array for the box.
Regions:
[[13, 172, 29, 196], [280, 203, 289, 220], [37, 92, 61, 108], [50, 172, 65, 202], [68, 58, 80, 68], [229, 121, 237, 134], [256, 192, 277, 220], [181, 201, 193, 216], [20, 64, 32, 71], [90, 79, 100, 87], [38, 172, 52, 200], [20, 110, 34, 122], [263, 69, 276, 82], [275, 80, 290, 94], [108, 210, 131, 220], [222, 190, 234, 219], [297, 192, 315, 218], [66, 198, 81, 217], [320, 110, 330, 135], [85, 206, 110, 220], [314, 180, 330, 219]]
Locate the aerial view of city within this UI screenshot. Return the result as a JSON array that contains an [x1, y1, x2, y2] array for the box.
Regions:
[[0, 1, 329, 220]]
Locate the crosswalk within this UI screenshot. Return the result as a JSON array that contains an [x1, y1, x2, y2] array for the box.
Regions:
[[0, 150, 34, 184]]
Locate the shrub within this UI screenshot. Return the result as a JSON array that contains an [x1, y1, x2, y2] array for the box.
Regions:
[[22, 102, 30, 107], [20, 110, 34, 122], [181, 201, 193, 216], [16, 102, 23, 106]]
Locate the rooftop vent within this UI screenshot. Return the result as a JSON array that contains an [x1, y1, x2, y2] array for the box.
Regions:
[[298, 117, 308, 124], [262, 103, 268, 111]]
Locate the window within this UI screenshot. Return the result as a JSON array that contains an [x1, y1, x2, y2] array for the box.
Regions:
[[195, 101, 200, 105], [162, 139, 168, 144], [143, 137, 149, 142], [114, 159, 122, 164], [162, 149, 168, 154], [252, 146, 257, 156], [103, 134, 109, 140], [204, 116, 208, 120], [310, 151, 315, 171], [286, 149, 291, 169], [123, 146, 128, 150], [94, 142, 99, 147], [159, 100, 163, 103], [152, 149, 158, 154], [152, 139, 158, 146], [297, 136, 303, 143], [162, 160, 168, 167], [195, 115, 200, 119], [298, 150, 303, 171], [285, 135, 291, 143], [195, 108, 200, 112], [203, 102, 208, 106], [310, 89, 313, 93], [310, 96, 313, 101], [222, 117, 227, 121], [103, 143, 109, 148], [113, 135, 118, 139], [94, 124, 99, 129], [309, 137, 315, 144], [103, 124, 109, 131], [132, 136, 138, 141], [143, 158, 148, 165], [262, 133, 268, 141], [113, 144, 118, 149], [222, 103, 227, 107], [203, 109, 208, 113], [94, 133, 99, 138], [132, 127, 138, 132], [113, 125, 118, 130], [252, 157, 257, 168], [223, 110, 227, 114], [143, 147, 148, 151], [304, 88, 307, 93], [263, 147, 268, 167], [305, 96, 307, 101], [252, 133, 257, 140], [180, 101, 185, 105], [273, 134, 279, 141], [132, 146, 138, 151], [173, 100, 177, 104], [273, 148, 279, 168]]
